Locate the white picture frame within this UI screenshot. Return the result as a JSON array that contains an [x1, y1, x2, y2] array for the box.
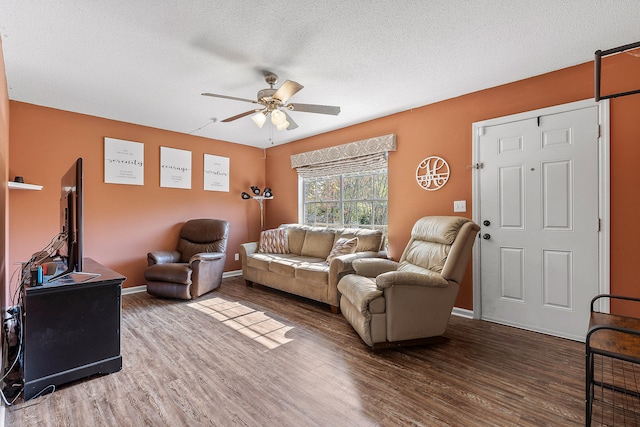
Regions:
[[104, 137, 144, 185], [160, 146, 192, 189], [203, 154, 230, 192]]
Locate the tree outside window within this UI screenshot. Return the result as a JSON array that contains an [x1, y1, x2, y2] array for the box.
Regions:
[[302, 169, 388, 236]]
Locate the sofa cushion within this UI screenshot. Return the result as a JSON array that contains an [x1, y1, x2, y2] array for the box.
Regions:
[[259, 228, 289, 254], [300, 230, 336, 258], [295, 263, 329, 284], [267, 255, 328, 277], [285, 227, 307, 255], [326, 237, 359, 264], [339, 228, 384, 252], [246, 253, 299, 271], [268, 258, 297, 277], [245, 253, 272, 271]]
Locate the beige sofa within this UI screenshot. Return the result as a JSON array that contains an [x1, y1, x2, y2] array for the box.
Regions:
[[240, 224, 387, 313]]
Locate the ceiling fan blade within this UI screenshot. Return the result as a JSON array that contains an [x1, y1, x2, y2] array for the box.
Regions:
[[283, 111, 298, 130], [272, 80, 304, 104], [221, 110, 260, 122], [288, 103, 341, 115], [202, 93, 258, 104]]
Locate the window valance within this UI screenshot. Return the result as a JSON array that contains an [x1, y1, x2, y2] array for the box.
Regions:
[[290, 134, 396, 178]]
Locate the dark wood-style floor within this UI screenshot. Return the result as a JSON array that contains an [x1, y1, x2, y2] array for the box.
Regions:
[[6, 276, 591, 426]]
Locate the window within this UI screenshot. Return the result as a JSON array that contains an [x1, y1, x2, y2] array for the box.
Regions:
[[302, 169, 388, 235], [291, 134, 395, 236]]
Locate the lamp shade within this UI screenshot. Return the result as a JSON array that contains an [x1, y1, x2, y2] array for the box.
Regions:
[[241, 192, 251, 200], [250, 185, 261, 195], [251, 111, 267, 128], [276, 120, 290, 131], [263, 187, 273, 198], [270, 109, 286, 126]]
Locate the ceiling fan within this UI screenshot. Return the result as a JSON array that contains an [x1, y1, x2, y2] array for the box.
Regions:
[[202, 72, 340, 131]]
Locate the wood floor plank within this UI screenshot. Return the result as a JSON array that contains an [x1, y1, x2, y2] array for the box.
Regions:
[[6, 276, 589, 426]]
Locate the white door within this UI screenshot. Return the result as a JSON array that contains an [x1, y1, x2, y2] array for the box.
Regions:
[[477, 103, 601, 341]]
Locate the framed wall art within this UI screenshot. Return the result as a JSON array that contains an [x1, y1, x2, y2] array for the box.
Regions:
[[160, 146, 192, 189], [203, 154, 230, 192], [104, 137, 144, 185]]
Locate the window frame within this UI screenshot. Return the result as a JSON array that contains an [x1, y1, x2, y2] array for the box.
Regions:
[[298, 168, 388, 234]]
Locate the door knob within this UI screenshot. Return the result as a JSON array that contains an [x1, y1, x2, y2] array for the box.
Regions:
[[483, 220, 491, 226], [482, 233, 491, 240]]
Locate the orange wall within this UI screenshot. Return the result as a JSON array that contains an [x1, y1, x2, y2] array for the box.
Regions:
[[267, 53, 640, 314], [6, 52, 640, 315], [8, 102, 267, 298], [0, 37, 9, 311]]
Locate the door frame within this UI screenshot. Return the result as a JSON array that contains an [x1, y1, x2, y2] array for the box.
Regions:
[[471, 99, 610, 319]]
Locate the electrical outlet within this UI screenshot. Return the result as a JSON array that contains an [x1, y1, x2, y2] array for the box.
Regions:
[[453, 200, 466, 212], [234, 253, 239, 261]]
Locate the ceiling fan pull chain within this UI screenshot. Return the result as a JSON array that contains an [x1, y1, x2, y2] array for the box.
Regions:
[[269, 120, 274, 145]]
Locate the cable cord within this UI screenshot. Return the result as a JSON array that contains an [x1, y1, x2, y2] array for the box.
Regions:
[[1, 233, 64, 407], [0, 385, 23, 407], [188, 118, 217, 134], [5, 385, 55, 410], [0, 322, 22, 384], [1, 311, 54, 408]]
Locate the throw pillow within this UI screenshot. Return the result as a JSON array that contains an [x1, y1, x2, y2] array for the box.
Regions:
[[258, 228, 289, 254], [326, 237, 359, 264]]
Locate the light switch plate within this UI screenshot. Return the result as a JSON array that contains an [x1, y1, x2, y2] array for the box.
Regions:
[[453, 200, 466, 212]]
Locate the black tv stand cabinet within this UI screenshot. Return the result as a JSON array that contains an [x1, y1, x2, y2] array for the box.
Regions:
[[21, 258, 125, 401]]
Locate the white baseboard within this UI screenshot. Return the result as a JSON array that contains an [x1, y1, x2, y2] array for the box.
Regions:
[[223, 270, 242, 278], [121, 285, 147, 295], [452, 307, 474, 319], [121, 270, 243, 296]]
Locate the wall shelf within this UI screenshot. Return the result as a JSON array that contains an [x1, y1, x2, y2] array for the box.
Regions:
[[8, 182, 43, 191]]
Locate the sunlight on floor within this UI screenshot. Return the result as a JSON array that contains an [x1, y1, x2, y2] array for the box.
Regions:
[[187, 297, 294, 349]]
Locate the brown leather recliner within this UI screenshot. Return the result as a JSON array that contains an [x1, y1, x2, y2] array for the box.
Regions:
[[145, 219, 230, 300], [337, 216, 479, 350]]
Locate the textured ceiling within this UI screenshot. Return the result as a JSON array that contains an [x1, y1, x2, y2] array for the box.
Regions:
[[1, 1, 639, 148]]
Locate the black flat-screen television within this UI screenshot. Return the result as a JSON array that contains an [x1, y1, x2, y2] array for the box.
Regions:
[[55, 157, 84, 278]]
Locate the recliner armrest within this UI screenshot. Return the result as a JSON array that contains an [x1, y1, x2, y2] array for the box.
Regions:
[[148, 250, 181, 266], [190, 252, 226, 264], [353, 258, 398, 278], [330, 251, 385, 272], [376, 270, 448, 289]]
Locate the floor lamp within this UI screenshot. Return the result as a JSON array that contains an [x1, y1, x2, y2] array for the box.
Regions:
[[241, 186, 273, 230]]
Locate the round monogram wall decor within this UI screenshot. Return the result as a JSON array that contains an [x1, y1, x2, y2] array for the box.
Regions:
[[416, 156, 450, 191]]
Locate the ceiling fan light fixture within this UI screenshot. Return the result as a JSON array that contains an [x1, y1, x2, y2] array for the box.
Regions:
[[276, 120, 290, 131], [270, 109, 286, 126], [251, 111, 267, 128], [203, 72, 340, 131]]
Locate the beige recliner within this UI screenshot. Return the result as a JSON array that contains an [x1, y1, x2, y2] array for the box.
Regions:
[[337, 216, 479, 350], [145, 219, 230, 300]]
